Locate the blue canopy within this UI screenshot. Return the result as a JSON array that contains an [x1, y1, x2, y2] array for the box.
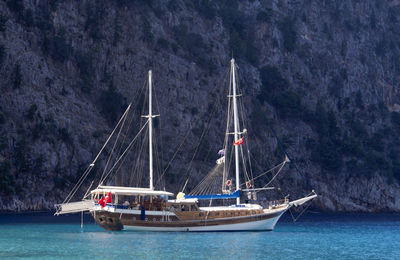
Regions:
[[184, 190, 240, 200]]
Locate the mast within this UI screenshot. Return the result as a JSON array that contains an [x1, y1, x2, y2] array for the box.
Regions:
[[231, 59, 240, 205], [148, 70, 154, 190]]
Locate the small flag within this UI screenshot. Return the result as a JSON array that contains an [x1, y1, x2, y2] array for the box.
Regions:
[[233, 137, 244, 146], [99, 192, 112, 208], [218, 149, 225, 155]]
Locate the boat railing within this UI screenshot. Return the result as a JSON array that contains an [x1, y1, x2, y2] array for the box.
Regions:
[[268, 198, 289, 208], [94, 203, 129, 209], [94, 200, 166, 211]]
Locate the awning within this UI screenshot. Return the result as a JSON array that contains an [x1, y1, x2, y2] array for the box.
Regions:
[[90, 185, 174, 196], [184, 190, 240, 200]]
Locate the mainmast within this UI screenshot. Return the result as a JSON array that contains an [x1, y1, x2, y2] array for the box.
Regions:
[[231, 59, 241, 205], [142, 70, 159, 190], [148, 70, 153, 190]]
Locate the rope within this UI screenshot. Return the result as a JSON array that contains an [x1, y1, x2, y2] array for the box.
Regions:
[[61, 103, 132, 205], [154, 107, 204, 187], [153, 76, 165, 189], [237, 160, 286, 189], [289, 192, 316, 222], [258, 101, 310, 190], [99, 120, 149, 185], [255, 160, 288, 193], [237, 64, 313, 191], [100, 104, 129, 182], [180, 93, 221, 192]]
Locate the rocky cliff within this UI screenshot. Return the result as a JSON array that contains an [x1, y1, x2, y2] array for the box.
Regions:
[[1, 0, 400, 212]]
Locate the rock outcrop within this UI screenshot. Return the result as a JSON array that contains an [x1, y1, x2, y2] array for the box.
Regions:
[[0, 0, 400, 212]]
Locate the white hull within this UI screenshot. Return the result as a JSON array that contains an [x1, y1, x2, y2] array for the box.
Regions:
[[122, 209, 287, 232]]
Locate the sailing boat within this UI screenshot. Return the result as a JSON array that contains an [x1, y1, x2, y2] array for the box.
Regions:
[[55, 60, 317, 231]]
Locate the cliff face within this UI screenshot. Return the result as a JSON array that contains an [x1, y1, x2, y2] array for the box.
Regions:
[[1, 0, 400, 212]]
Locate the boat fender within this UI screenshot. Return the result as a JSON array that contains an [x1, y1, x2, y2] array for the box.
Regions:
[[246, 181, 252, 188]]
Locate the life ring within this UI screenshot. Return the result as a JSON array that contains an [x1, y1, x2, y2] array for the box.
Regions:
[[226, 179, 232, 187], [246, 181, 252, 189]]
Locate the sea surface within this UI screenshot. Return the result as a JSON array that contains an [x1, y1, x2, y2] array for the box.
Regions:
[[0, 212, 399, 259]]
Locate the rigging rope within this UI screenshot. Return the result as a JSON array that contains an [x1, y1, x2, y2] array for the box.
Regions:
[[288, 191, 316, 222], [239, 70, 312, 191], [62, 103, 132, 204], [179, 90, 223, 192], [99, 105, 129, 183], [99, 120, 149, 185], [255, 159, 288, 193]]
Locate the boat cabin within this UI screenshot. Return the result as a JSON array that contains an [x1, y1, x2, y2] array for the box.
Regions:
[[90, 185, 174, 211], [166, 198, 200, 212]]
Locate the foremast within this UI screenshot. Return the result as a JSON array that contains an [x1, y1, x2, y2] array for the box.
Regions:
[[231, 59, 241, 205]]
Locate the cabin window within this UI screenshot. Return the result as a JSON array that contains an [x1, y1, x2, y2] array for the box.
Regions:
[[191, 205, 197, 211], [199, 212, 204, 217], [172, 205, 180, 212], [215, 212, 220, 216]]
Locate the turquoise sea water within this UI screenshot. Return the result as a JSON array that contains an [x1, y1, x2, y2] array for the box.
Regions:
[[0, 213, 399, 259]]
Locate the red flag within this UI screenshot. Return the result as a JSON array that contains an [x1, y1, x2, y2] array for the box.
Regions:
[[233, 137, 244, 146], [99, 192, 112, 208]]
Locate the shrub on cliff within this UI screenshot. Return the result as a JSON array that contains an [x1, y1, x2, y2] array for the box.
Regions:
[[141, 16, 154, 45], [279, 16, 297, 52], [312, 137, 343, 172], [0, 15, 8, 31], [173, 23, 210, 68], [6, 0, 24, 21], [85, 1, 104, 40], [13, 64, 22, 89], [99, 87, 126, 125], [58, 127, 72, 144], [219, 5, 258, 65], [156, 37, 169, 50], [193, 0, 216, 20], [51, 29, 72, 63], [0, 44, 5, 66], [256, 9, 272, 23], [0, 160, 15, 195], [257, 66, 288, 103], [272, 90, 302, 119], [75, 50, 94, 93]]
